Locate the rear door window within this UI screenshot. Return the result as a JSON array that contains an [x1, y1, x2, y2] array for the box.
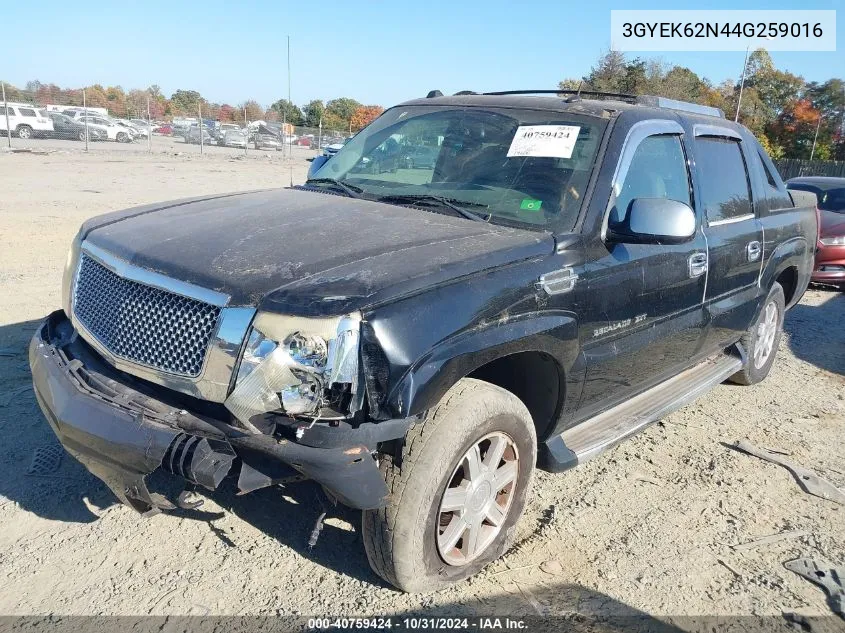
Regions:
[[694, 137, 753, 223], [19, 108, 36, 117]]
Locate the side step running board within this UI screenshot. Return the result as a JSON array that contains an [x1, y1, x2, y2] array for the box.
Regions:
[[541, 353, 743, 472]]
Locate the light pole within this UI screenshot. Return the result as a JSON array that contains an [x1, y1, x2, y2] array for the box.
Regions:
[[810, 112, 823, 161], [735, 44, 751, 122], [735, 38, 771, 123]]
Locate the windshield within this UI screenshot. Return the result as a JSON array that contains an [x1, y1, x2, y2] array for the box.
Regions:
[[311, 105, 606, 230]]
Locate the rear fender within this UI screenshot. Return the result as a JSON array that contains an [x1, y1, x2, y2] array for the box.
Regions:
[[760, 235, 811, 310]]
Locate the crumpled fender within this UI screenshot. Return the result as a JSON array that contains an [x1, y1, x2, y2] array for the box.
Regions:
[[388, 311, 580, 419]]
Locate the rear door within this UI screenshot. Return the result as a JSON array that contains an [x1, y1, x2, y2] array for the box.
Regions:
[[693, 126, 764, 351]]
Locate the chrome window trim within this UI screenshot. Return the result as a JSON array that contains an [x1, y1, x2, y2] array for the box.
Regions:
[[693, 124, 742, 140], [601, 119, 686, 239], [70, 241, 255, 402], [707, 213, 755, 227]]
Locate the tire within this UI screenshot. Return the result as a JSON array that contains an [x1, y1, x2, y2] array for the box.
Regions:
[[116, 132, 128, 143], [78, 130, 87, 142], [362, 378, 536, 592], [16, 125, 33, 140], [729, 282, 785, 386]]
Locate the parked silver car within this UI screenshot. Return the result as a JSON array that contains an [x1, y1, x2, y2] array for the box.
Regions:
[[221, 129, 248, 148], [185, 126, 213, 144]]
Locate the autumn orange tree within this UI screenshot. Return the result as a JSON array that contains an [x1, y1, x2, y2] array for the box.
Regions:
[[350, 105, 384, 131], [768, 99, 822, 158]]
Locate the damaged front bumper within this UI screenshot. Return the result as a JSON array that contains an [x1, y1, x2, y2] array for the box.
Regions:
[[29, 311, 404, 513]]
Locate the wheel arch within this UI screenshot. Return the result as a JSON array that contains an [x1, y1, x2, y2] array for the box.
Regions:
[[383, 312, 580, 442], [761, 236, 810, 310]]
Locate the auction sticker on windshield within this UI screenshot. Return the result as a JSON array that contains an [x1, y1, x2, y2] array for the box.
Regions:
[[507, 125, 581, 159]]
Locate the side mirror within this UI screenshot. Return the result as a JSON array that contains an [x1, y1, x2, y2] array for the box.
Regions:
[[307, 154, 329, 179], [608, 198, 696, 244]]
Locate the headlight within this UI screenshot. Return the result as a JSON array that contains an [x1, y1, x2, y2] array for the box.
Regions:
[[225, 313, 361, 428], [820, 236, 845, 246], [235, 329, 278, 383], [61, 230, 83, 317]]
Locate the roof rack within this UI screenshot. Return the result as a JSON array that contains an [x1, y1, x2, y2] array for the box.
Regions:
[[633, 95, 724, 119], [482, 89, 637, 103], [438, 89, 725, 119]]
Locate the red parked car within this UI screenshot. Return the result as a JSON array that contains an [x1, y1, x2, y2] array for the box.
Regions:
[[787, 176, 845, 289], [153, 124, 173, 136]]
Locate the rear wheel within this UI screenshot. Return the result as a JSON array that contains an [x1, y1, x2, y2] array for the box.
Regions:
[[729, 282, 785, 385], [77, 130, 87, 142], [16, 125, 33, 140], [362, 378, 536, 592]]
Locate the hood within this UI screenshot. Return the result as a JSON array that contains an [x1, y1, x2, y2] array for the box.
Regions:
[[81, 188, 552, 315], [819, 209, 845, 239]]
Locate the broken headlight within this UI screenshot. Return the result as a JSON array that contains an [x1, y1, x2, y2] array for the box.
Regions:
[[61, 230, 83, 317], [225, 313, 361, 427]]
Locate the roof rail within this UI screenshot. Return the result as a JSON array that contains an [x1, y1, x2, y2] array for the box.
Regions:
[[482, 89, 637, 103], [635, 95, 724, 119], [444, 90, 726, 118]]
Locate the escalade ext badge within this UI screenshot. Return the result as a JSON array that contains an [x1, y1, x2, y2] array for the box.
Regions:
[[537, 267, 578, 295]]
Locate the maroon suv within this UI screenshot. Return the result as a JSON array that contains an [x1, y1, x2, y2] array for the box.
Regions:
[[787, 176, 845, 289]]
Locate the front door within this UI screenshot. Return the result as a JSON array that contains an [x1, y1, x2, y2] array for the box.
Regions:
[[576, 120, 707, 420]]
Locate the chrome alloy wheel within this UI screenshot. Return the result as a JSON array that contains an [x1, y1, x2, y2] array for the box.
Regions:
[[436, 432, 519, 566], [754, 301, 778, 369]]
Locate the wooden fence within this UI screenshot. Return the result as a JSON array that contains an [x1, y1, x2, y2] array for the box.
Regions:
[[774, 159, 845, 180]]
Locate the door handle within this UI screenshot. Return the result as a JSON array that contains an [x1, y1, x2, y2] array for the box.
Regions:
[[747, 240, 762, 262], [688, 252, 708, 278]]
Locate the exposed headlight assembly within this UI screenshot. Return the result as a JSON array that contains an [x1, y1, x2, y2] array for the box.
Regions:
[[225, 312, 361, 429], [62, 230, 83, 317]]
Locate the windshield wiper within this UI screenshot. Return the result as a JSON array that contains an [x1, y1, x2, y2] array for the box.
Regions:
[[376, 194, 491, 222], [305, 178, 363, 198]]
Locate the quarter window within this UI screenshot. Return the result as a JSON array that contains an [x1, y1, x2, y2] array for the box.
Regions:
[[695, 137, 753, 223], [612, 134, 691, 224], [758, 150, 779, 189]]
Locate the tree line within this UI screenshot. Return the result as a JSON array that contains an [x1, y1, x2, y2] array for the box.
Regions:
[[0, 80, 385, 133], [561, 50, 844, 161]]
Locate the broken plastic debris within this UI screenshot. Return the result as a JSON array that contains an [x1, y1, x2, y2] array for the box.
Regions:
[[732, 440, 845, 506]]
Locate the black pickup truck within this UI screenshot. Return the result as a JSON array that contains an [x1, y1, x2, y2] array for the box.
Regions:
[[30, 90, 816, 592]]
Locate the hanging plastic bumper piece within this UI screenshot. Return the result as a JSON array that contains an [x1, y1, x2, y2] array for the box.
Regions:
[[29, 311, 393, 513]]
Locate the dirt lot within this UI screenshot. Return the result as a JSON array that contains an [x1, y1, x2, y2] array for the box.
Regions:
[[0, 147, 843, 625]]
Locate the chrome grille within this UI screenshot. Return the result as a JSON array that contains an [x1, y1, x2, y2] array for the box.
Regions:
[[73, 254, 222, 377]]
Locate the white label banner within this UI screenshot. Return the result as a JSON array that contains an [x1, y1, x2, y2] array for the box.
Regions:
[[507, 125, 581, 159], [611, 10, 836, 52]]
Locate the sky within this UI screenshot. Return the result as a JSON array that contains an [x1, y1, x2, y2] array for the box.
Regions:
[[4, 0, 842, 108]]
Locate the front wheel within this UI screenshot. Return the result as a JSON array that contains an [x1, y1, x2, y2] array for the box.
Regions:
[[116, 132, 128, 143], [362, 378, 536, 592], [729, 282, 785, 385]]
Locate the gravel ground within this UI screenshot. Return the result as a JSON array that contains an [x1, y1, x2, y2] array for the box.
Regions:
[[0, 147, 843, 624]]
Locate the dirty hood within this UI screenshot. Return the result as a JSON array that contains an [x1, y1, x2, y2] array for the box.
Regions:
[[81, 188, 552, 314]]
